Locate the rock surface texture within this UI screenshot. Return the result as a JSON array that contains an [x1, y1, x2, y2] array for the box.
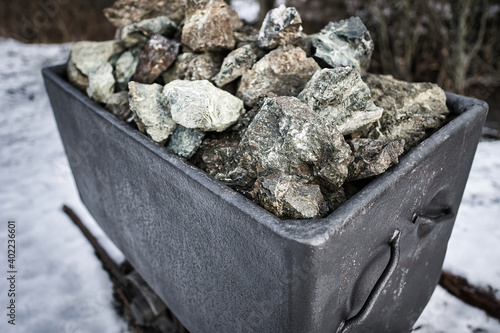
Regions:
[[120, 16, 178, 48], [237, 46, 320, 107], [166, 125, 206, 158], [103, 0, 186, 27], [313, 17, 374, 73], [163, 80, 245, 132], [170, 53, 223, 82], [105, 91, 131, 121], [114, 48, 140, 91], [86, 62, 115, 104], [214, 45, 258, 87], [258, 5, 303, 50], [298, 67, 383, 134], [129, 82, 176, 143]]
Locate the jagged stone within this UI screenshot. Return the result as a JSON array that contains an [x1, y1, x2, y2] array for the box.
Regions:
[[105, 91, 131, 121], [171, 53, 223, 82], [120, 16, 178, 48], [298, 67, 383, 135], [234, 26, 259, 48], [182, 2, 236, 52], [360, 74, 449, 151], [313, 16, 374, 73], [237, 96, 352, 190], [237, 46, 320, 107], [348, 138, 405, 180], [86, 63, 115, 104], [258, 4, 302, 50], [132, 35, 180, 84], [166, 125, 205, 158], [323, 187, 347, 212], [67, 40, 124, 90], [252, 175, 329, 219], [163, 80, 245, 132], [114, 48, 140, 91], [103, 0, 186, 27], [214, 45, 258, 87], [129, 82, 176, 143]]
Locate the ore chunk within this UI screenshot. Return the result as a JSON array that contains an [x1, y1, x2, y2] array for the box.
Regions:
[[103, 0, 185, 27], [258, 5, 303, 50], [214, 45, 258, 87], [114, 48, 140, 91], [313, 17, 374, 73], [252, 175, 329, 219], [165, 53, 223, 83], [132, 35, 180, 84], [163, 80, 245, 132], [360, 74, 449, 151], [182, 2, 236, 52], [120, 16, 178, 48], [237, 96, 352, 190], [298, 67, 383, 135], [237, 46, 320, 107], [86, 63, 115, 104], [167, 125, 206, 159], [67, 40, 124, 90], [105, 91, 131, 121], [234, 26, 259, 48], [129, 82, 176, 143], [348, 138, 405, 180]]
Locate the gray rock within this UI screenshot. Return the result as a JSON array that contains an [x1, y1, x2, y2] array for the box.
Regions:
[[313, 17, 374, 73], [120, 16, 178, 48], [359, 74, 449, 151], [298, 67, 383, 135], [132, 35, 180, 84], [129, 82, 177, 143], [237, 46, 320, 107], [237, 96, 352, 191], [103, 0, 186, 27], [67, 40, 124, 90], [214, 45, 258, 87], [252, 175, 329, 219], [172, 53, 223, 82], [167, 125, 206, 158], [258, 4, 303, 50], [114, 48, 140, 91], [348, 138, 405, 180], [105, 91, 131, 121], [234, 26, 259, 48], [86, 62, 115, 104], [163, 80, 245, 132], [182, 2, 236, 52]]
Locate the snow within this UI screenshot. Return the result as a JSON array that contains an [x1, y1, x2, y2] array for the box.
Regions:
[[0, 37, 499, 332]]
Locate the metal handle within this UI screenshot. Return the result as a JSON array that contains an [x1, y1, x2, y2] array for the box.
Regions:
[[412, 208, 454, 238], [336, 229, 401, 333]]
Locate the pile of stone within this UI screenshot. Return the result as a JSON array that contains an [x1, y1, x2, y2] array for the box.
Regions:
[[67, 1, 450, 219]]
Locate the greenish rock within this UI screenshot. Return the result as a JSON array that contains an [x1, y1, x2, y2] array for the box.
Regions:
[[128, 82, 177, 143], [214, 45, 258, 87], [163, 80, 245, 132], [313, 17, 373, 73], [258, 4, 303, 50], [298, 67, 383, 135], [86, 62, 115, 104], [348, 138, 405, 180], [114, 48, 140, 91], [167, 125, 206, 158], [237, 45, 320, 107], [120, 16, 178, 48], [105, 91, 131, 120], [237, 96, 352, 191]]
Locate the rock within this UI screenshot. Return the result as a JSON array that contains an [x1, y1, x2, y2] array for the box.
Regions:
[[114, 48, 140, 91], [237, 46, 320, 107], [128, 82, 176, 143], [166, 125, 205, 158], [105, 91, 131, 121], [182, 2, 236, 52], [234, 26, 259, 48], [67, 40, 124, 90], [313, 17, 374, 73], [214, 45, 258, 87], [258, 4, 302, 50], [132, 35, 180, 84], [323, 187, 347, 211], [252, 175, 329, 219], [237, 96, 352, 191], [103, 0, 186, 27], [298, 67, 383, 135], [359, 74, 449, 151], [86, 63, 115, 104], [163, 80, 245, 132], [120, 16, 178, 48], [171, 53, 223, 82], [348, 138, 405, 180]]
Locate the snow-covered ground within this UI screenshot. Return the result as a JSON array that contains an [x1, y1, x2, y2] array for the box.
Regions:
[[0, 37, 499, 332]]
